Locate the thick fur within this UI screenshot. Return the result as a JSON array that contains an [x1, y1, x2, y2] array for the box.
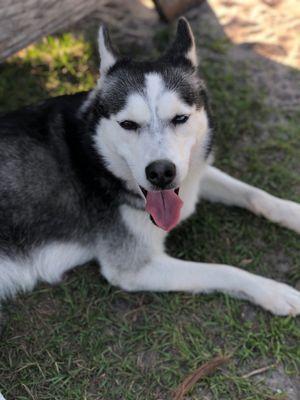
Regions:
[[1, 18, 300, 320]]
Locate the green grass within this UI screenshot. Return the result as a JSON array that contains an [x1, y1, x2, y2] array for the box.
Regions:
[[0, 22, 300, 400]]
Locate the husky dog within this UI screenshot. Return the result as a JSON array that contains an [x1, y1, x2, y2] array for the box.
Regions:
[[1, 18, 300, 319]]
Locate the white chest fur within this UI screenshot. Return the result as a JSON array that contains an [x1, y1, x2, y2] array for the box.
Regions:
[[177, 162, 208, 222]]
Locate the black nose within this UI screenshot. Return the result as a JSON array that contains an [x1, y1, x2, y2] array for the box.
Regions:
[[145, 159, 176, 188]]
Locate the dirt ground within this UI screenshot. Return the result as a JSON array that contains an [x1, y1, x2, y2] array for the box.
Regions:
[[209, 0, 300, 69], [209, 0, 300, 113]]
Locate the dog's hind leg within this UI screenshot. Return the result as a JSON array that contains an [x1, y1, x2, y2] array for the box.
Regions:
[[200, 166, 300, 234], [107, 254, 300, 316]]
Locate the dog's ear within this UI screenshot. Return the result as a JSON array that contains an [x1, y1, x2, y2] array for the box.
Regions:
[[98, 25, 118, 76], [164, 17, 197, 67]]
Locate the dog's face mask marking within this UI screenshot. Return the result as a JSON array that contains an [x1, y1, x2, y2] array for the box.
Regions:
[[91, 18, 212, 231]]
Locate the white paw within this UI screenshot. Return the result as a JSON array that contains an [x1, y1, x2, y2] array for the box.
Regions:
[[255, 279, 300, 316], [251, 192, 300, 234], [275, 199, 300, 235]]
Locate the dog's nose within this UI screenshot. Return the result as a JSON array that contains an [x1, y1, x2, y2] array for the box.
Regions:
[[145, 159, 176, 188]]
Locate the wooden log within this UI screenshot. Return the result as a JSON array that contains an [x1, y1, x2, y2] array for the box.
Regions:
[[153, 0, 204, 22], [0, 0, 99, 61]]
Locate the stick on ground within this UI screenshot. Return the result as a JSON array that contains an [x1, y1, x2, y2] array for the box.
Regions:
[[242, 364, 276, 379], [173, 355, 230, 400]]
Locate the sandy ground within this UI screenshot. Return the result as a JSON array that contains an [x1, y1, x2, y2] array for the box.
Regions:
[[209, 0, 300, 69], [207, 0, 300, 113]]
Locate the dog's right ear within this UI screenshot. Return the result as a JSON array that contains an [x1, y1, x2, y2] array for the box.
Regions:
[[98, 25, 117, 76], [163, 17, 197, 67]]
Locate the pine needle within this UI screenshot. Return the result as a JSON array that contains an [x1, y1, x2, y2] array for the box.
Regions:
[[173, 355, 230, 400]]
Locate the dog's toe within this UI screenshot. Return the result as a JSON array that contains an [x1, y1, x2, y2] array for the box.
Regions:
[[260, 282, 300, 316]]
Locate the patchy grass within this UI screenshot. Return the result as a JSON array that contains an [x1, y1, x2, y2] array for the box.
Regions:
[[0, 33, 96, 113], [0, 20, 300, 400]]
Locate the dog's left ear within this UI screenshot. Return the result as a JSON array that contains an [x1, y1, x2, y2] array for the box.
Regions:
[[98, 25, 118, 76], [164, 17, 197, 67]]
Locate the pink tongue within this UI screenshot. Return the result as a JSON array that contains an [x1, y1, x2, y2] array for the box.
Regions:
[[145, 190, 183, 231]]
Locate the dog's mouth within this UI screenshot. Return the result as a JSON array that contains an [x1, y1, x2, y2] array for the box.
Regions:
[[140, 187, 183, 232]]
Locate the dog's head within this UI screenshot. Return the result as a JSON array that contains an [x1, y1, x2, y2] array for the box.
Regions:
[[83, 18, 213, 231]]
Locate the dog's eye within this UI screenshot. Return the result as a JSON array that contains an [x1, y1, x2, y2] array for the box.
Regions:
[[119, 120, 140, 131], [171, 114, 189, 125]]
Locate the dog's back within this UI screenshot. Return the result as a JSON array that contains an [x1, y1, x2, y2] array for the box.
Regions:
[[0, 93, 99, 257]]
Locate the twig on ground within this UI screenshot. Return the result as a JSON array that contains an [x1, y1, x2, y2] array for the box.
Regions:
[[242, 364, 277, 379], [173, 355, 230, 400]]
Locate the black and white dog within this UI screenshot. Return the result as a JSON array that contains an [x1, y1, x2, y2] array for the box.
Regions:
[[1, 18, 300, 318]]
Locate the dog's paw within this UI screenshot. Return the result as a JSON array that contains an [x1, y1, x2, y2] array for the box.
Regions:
[[256, 279, 300, 316], [275, 199, 300, 235], [253, 194, 300, 234]]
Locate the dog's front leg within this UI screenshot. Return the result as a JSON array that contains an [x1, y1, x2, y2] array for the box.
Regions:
[[201, 166, 300, 234], [110, 254, 300, 316]]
